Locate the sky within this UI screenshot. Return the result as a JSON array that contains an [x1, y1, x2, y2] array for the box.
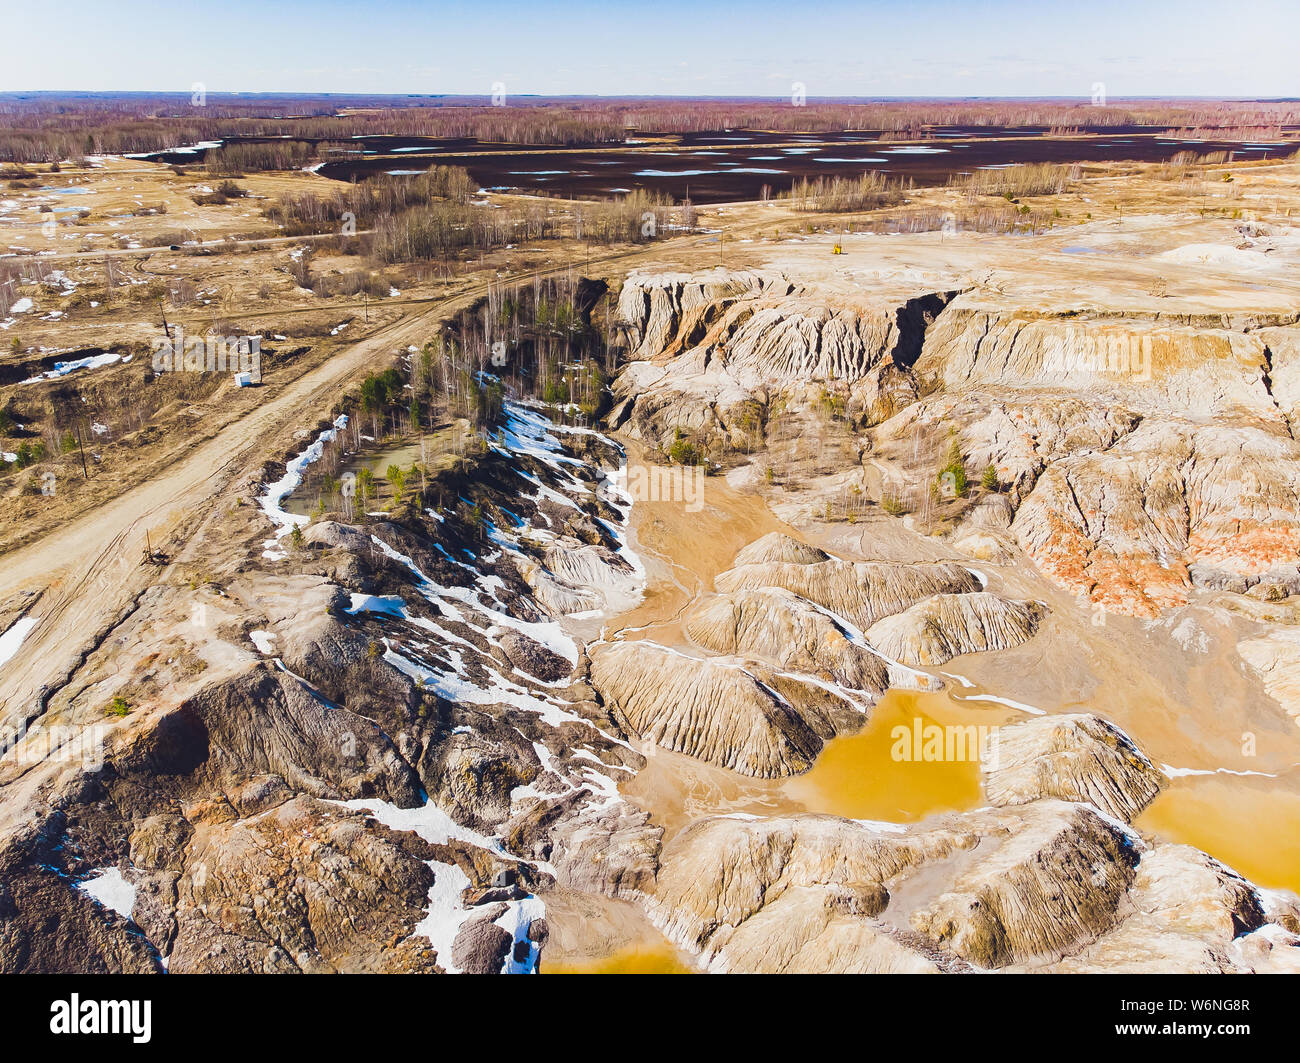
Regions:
[[2, 0, 1298, 98]]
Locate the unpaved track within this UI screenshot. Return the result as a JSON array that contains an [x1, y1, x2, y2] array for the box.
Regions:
[[0, 302, 436, 721], [0, 237, 717, 723]]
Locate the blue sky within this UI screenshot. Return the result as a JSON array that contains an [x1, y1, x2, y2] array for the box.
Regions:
[[3, 0, 1298, 97]]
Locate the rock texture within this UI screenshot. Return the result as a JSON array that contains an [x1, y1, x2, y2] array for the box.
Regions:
[[647, 712, 1294, 973], [617, 267, 1300, 623], [611, 269, 958, 452], [984, 713, 1166, 822], [733, 531, 831, 567], [907, 801, 1139, 968], [13, 234, 1300, 978], [162, 796, 443, 973], [517, 539, 641, 618], [0, 401, 650, 974], [1010, 421, 1300, 617], [684, 587, 891, 691], [605, 264, 1300, 974], [915, 306, 1277, 418], [864, 591, 1047, 667], [591, 531, 1051, 774], [715, 558, 983, 631], [588, 641, 859, 777], [650, 800, 1145, 972], [1238, 628, 1300, 726]]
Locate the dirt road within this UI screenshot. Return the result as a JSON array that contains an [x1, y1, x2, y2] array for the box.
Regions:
[[0, 298, 440, 721], [0, 236, 722, 724]]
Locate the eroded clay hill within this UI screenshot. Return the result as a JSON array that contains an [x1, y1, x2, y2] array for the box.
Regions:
[[0, 404, 659, 973], [613, 249, 1300, 610], [646, 705, 1298, 973], [588, 524, 1298, 972], [610, 241, 1300, 725]]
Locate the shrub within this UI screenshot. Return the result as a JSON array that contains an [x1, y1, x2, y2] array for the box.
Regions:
[[784, 172, 901, 213], [14, 440, 46, 468], [950, 163, 1080, 199], [667, 428, 703, 466]]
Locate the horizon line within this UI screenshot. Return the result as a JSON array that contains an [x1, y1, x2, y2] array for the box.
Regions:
[[2, 91, 1297, 103]]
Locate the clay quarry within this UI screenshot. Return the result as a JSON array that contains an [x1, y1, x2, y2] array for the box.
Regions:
[[2, 85, 1300, 1007]]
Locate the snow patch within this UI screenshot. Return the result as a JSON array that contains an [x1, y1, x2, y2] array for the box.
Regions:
[[0, 616, 38, 670], [77, 867, 136, 921]]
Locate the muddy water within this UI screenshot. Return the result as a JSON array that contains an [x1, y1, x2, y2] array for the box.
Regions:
[[616, 686, 1016, 848], [1136, 773, 1300, 895], [602, 451, 1015, 831], [783, 689, 1012, 824], [549, 457, 1020, 972], [550, 450, 1300, 970], [544, 944, 697, 975]]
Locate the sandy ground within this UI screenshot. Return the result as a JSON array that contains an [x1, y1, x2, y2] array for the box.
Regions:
[[0, 156, 357, 257]]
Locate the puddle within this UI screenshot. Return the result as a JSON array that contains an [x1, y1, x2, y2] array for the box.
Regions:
[[561, 438, 1300, 969], [782, 687, 1010, 823], [1135, 773, 1300, 895], [619, 684, 1013, 844], [544, 944, 696, 974]]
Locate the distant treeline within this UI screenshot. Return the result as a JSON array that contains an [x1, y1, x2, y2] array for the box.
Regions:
[[268, 164, 553, 261], [1, 95, 1297, 162], [370, 189, 688, 261], [204, 140, 321, 174], [371, 201, 553, 261]]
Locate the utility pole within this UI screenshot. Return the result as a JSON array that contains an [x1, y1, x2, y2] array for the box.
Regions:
[[75, 422, 88, 479]]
